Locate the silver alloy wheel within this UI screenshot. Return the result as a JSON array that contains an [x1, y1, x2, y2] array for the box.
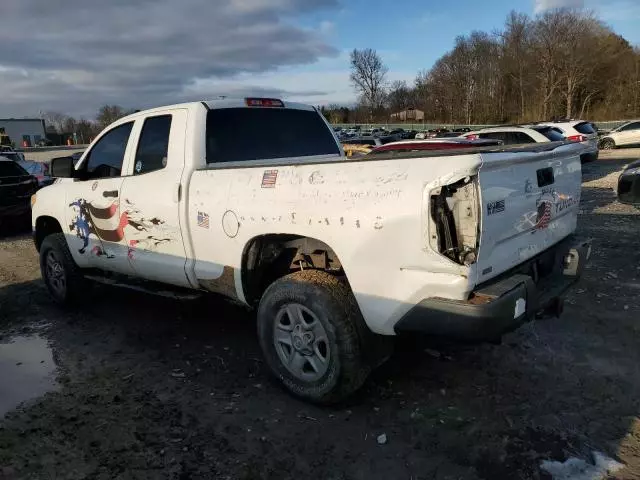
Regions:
[[273, 303, 330, 381], [45, 250, 66, 297], [601, 138, 615, 150]]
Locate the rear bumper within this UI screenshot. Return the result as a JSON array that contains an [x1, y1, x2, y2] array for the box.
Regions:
[[394, 236, 592, 341], [580, 150, 599, 163], [618, 162, 640, 205]]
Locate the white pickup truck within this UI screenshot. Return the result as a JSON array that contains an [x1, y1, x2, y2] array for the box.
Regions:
[[32, 98, 591, 402]]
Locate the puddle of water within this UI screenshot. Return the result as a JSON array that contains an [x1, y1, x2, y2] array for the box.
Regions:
[[0, 334, 58, 416]]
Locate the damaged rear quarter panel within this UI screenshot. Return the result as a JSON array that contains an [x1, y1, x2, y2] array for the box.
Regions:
[[188, 154, 482, 334]]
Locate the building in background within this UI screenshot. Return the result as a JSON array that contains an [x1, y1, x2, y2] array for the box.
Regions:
[[390, 108, 425, 122], [0, 118, 46, 147]]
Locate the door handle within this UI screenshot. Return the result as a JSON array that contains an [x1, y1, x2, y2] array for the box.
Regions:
[[173, 183, 182, 203], [103, 190, 119, 198]]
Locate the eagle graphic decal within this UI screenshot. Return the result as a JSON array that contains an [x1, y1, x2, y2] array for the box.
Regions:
[[69, 196, 173, 258]]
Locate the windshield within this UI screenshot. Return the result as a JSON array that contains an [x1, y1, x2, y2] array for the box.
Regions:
[[19, 161, 44, 175], [206, 107, 340, 163]]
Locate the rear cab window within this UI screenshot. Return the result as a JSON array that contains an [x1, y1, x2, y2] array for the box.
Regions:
[[206, 107, 340, 163]]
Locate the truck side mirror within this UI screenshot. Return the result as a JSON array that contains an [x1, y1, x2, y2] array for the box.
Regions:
[[50, 156, 75, 178], [618, 161, 640, 205]]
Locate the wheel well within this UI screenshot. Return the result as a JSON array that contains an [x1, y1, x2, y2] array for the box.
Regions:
[[241, 234, 344, 306], [34, 216, 63, 251]]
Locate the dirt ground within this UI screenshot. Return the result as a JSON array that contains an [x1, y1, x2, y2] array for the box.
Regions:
[[1, 152, 640, 480]]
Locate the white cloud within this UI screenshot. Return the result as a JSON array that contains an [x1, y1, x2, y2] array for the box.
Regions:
[[0, 0, 340, 118], [183, 52, 415, 107], [534, 0, 584, 13]]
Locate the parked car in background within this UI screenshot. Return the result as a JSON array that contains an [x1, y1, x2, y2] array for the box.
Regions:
[[617, 159, 640, 205], [436, 132, 464, 138], [540, 120, 599, 162], [0, 156, 38, 227], [368, 138, 503, 155], [402, 130, 418, 139], [342, 135, 400, 156], [36, 138, 54, 147], [599, 120, 640, 150], [18, 160, 55, 188], [0, 146, 26, 163], [464, 125, 566, 145], [453, 127, 472, 133]]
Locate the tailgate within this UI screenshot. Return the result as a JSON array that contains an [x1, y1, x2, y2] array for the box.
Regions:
[[475, 143, 583, 283]]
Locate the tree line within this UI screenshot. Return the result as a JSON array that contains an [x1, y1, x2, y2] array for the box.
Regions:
[[42, 105, 132, 144], [340, 8, 640, 124]]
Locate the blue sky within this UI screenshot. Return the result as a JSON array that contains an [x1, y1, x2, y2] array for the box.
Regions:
[[1, 0, 639, 117], [249, 0, 640, 106]]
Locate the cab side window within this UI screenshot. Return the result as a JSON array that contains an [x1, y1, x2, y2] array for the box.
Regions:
[[134, 115, 172, 175], [508, 132, 536, 144], [480, 132, 507, 143], [84, 122, 134, 179]]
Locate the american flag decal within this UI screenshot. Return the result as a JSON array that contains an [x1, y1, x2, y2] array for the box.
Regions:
[[536, 201, 552, 229], [261, 169, 278, 188], [197, 211, 210, 229]]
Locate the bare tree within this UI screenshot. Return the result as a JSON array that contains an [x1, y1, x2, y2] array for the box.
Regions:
[[42, 112, 68, 134], [404, 9, 637, 124], [500, 11, 531, 121], [387, 80, 413, 114], [96, 105, 127, 129], [350, 49, 388, 116]]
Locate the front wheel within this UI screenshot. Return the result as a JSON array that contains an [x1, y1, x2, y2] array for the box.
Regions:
[[600, 138, 616, 150], [39, 233, 88, 305], [257, 270, 373, 403]]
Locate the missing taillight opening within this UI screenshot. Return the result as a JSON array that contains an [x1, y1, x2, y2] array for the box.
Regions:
[[429, 176, 479, 266]]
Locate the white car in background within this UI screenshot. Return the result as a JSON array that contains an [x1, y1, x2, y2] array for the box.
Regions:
[[599, 120, 640, 150], [463, 125, 566, 145], [540, 120, 599, 163]]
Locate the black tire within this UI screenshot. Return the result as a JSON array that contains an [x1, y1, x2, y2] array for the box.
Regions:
[[39, 233, 88, 305], [600, 138, 616, 150], [257, 270, 374, 404]]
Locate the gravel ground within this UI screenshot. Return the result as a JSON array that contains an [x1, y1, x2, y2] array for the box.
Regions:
[[0, 155, 639, 480]]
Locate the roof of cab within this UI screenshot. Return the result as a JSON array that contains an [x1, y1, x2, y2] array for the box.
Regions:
[[116, 98, 316, 124]]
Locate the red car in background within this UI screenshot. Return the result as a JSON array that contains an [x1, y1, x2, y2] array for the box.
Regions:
[[368, 138, 503, 154]]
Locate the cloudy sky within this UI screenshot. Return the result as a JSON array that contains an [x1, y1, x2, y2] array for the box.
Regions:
[[0, 0, 638, 119]]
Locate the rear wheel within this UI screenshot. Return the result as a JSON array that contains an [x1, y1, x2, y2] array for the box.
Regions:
[[600, 138, 616, 150], [257, 270, 374, 403], [40, 233, 88, 305]]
